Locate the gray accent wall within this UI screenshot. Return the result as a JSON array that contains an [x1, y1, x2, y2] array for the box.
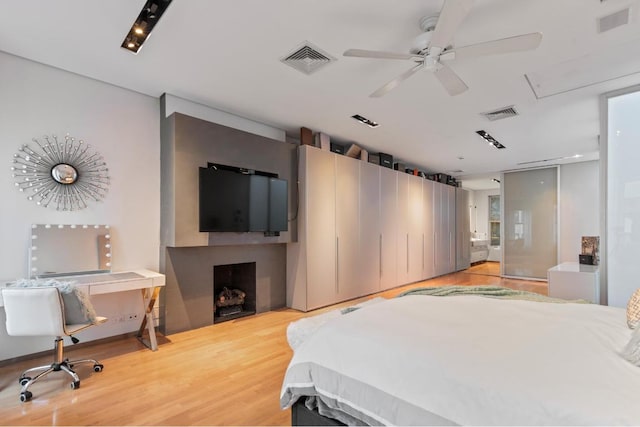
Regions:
[[163, 244, 286, 334], [159, 98, 296, 334]]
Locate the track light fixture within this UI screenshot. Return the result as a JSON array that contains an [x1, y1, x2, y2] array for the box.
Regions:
[[351, 114, 380, 128], [476, 130, 506, 149], [121, 0, 172, 54]]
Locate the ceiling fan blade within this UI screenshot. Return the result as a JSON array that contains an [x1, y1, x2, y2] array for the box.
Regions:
[[344, 49, 421, 60], [430, 0, 475, 50], [433, 63, 468, 96], [452, 32, 543, 60], [370, 63, 423, 98]]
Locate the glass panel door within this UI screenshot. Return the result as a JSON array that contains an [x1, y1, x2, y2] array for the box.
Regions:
[[503, 167, 558, 279]]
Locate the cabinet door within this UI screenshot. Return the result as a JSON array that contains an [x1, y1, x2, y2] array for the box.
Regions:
[[380, 167, 398, 290], [456, 188, 471, 271], [408, 174, 424, 282], [447, 185, 457, 273], [335, 155, 361, 301], [306, 148, 337, 309], [396, 173, 410, 284], [434, 182, 452, 276], [423, 180, 435, 279], [359, 162, 381, 295]]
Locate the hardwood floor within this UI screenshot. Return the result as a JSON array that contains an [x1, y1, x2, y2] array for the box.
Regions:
[[0, 271, 546, 426], [465, 261, 501, 277]]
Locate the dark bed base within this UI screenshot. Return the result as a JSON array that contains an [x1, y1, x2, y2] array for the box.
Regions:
[[292, 399, 346, 426]]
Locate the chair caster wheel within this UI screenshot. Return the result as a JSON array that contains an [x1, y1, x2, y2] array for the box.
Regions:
[[20, 391, 32, 402], [19, 377, 31, 386], [70, 381, 80, 390], [93, 364, 104, 372]]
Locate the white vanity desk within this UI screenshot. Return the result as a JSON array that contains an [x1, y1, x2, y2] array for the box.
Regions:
[[1, 269, 165, 351]]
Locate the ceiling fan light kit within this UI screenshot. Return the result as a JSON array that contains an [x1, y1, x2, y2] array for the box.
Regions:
[[343, 0, 542, 97]]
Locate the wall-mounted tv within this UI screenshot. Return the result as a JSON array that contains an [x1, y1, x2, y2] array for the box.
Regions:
[[199, 165, 288, 233]]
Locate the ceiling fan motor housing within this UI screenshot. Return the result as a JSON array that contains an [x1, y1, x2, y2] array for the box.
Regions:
[[410, 15, 439, 54]]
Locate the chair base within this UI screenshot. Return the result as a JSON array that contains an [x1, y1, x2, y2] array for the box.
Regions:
[[18, 337, 103, 402]]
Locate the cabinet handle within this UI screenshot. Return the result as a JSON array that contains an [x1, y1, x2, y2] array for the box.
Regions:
[[407, 233, 409, 273], [379, 234, 383, 277], [422, 233, 425, 270], [433, 233, 436, 272], [449, 231, 453, 266], [336, 237, 339, 293]]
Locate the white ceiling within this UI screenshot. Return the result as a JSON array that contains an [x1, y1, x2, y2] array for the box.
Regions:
[[1, 0, 640, 183]]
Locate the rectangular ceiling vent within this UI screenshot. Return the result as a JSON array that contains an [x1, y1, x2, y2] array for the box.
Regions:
[[281, 41, 336, 75], [598, 8, 630, 33], [481, 105, 519, 121]]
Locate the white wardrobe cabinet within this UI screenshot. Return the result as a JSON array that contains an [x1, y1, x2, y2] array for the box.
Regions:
[[396, 173, 410, 285], [455, 188, 471, 271], [287, 146, 459, 312], [422, 180, 435, 279], [379, 166, 398, 290], [287, 146, 337, 311], [447, 185, 456, 273], [336, 154, 363, 301], [407, 174, 424, 283], [359, 161, 382, 295], [434, 182, 456, 276]]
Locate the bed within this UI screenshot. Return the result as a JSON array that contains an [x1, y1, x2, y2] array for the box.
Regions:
[[280, 292, 640, 425]]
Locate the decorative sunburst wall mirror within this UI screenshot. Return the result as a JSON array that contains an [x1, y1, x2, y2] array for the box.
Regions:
[[11, 134, 110, 211]]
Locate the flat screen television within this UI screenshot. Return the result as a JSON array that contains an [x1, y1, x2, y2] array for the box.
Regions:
[[199, 166, 288, 233]]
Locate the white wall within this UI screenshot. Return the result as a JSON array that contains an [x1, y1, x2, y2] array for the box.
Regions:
[[559, 161, 600, 264], [0, 51, 161, 360]]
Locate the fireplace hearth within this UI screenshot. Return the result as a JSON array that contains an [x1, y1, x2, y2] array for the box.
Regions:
[[213, 262, 256, 323]]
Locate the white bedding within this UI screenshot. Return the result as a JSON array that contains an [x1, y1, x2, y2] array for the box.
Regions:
[[280, 295, 640, 426]]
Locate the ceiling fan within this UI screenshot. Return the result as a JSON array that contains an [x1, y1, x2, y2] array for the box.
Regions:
[[343, 0, 542, 97]]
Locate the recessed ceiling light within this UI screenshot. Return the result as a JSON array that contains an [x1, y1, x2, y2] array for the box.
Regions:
[[121, 0, 172, 54], [351, 114, 380, 128], [475, 130, 506, 149]]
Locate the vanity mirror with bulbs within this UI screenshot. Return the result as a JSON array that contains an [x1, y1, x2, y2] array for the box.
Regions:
[[18, 223, 166, 352], [29, 224, 112, 278]]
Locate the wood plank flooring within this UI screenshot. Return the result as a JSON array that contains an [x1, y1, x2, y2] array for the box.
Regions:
[[465, 261, 501, 277], [0, 271, 546, 426]]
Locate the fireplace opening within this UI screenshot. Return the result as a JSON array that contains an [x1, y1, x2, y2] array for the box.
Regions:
[[213, 262, 256, 323]]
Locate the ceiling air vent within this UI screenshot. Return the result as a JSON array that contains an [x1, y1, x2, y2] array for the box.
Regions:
[[281, 41, 336, 75], [598, 8, 630, 33], [481, 105, 519, 121]]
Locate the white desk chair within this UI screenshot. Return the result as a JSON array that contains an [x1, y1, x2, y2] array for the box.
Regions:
[[1, 287, 107, 402]]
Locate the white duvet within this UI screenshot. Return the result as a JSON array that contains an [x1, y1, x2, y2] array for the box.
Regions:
[[281, 295, 640, 426]]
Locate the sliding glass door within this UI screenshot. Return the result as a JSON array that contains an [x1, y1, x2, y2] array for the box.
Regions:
[[605, 87, 640, 307], [502, 167, 558, 279]]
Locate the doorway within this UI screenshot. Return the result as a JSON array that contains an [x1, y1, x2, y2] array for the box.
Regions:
[[462, 179, 501, 277]]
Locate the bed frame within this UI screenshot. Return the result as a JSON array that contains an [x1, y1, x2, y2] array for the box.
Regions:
[[291, 399, 346, 426]]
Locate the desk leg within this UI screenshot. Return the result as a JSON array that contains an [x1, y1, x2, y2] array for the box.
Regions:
[[137, 287, 161, 351]]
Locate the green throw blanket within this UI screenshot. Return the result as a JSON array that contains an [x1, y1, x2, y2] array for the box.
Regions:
[[398, 285, 590, 304]]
